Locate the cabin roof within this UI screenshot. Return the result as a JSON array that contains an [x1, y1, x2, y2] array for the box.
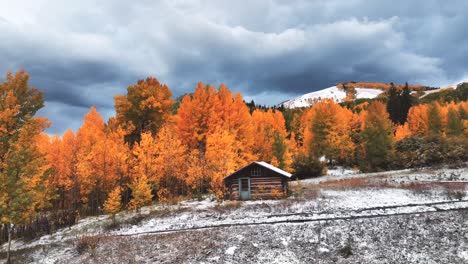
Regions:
[[224, 161, 292, 179]]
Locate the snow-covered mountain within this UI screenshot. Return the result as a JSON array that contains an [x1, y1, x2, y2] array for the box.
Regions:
[[279, 86, 384, 109]]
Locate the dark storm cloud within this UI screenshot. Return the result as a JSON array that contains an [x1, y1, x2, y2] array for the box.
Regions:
[[1, 0, 468, 133], [28, 60, 131, 107]]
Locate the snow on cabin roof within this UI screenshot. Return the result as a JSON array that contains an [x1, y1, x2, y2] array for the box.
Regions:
[[255, 161, 292, 177], [225, 161, 292, 179]]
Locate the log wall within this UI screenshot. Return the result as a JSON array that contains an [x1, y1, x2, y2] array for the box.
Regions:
[[225, 165, 289, 200]]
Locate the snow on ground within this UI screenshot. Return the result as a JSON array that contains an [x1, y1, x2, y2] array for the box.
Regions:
[[325, 167, 358, 177], [279, 86, 383, 108], [419, 87, 443, 98], [2, 166, 468, 263]]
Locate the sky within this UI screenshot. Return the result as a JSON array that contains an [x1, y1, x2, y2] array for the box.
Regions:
[[1, 0, 468, 134]]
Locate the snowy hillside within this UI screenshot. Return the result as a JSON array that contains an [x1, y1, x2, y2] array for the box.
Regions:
[[279, 86, 384, 109], [2, 166, 468, 263]]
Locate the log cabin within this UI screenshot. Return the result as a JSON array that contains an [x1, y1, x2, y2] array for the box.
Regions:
[[224, 161, 292, 200]]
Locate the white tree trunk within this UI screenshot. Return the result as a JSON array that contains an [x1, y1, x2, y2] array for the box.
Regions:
[[6, 224, 12, 264]]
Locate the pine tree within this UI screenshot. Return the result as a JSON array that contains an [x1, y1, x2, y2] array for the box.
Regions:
[[386, 83, 401, 124], [104, 186, 122, 225], [360, 101, 394, 171], [459, 105, 468, 120], [400, 82, 412, 124]]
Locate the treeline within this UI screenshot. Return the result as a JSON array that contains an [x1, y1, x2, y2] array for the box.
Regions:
[[1, 70, 468, 260], [337, 81, 432, 91]]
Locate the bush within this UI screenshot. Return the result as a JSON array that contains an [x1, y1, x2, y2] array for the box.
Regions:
[[104, 221, 121, 231], [339, 243, 353, 258], [292, 153, 325, 179], [76, 235, 100, 256], [393, 136, 468, 169], [447, 190, 466, 201]]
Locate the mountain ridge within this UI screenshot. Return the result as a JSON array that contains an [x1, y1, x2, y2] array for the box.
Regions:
[[278, 82, 447, 109]]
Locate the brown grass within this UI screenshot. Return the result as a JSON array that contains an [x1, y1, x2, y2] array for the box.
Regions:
[[319, 176, 394, 190]]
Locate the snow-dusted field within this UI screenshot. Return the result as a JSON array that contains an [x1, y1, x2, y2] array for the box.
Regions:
[[1, 166, 468, 263]]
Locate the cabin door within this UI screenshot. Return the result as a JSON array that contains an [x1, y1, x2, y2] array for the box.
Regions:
[[238, 177, 251, 200]]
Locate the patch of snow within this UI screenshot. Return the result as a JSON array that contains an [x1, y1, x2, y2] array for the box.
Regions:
[[225, 246, 237, 255], [326, 166, 357, 176], [458, 251, 468, 261], [279, 86, 383, 109], [318, 247, 330, 253], [256, 161, 292, 177]]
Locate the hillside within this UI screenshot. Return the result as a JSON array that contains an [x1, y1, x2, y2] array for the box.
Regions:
[[2, 166, 468, 263], [278, 86, 384, 108], [278, 82, 438, 109]]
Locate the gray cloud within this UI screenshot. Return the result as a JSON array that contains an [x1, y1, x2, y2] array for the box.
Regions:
[[1, 0, 468, 134]]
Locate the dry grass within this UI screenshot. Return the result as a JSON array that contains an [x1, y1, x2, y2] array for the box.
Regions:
[[212, 201, 243, 213], [319, 176, 394, 190]]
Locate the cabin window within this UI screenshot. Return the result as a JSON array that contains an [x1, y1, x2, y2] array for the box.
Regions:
[[251, 167, 261, 176]]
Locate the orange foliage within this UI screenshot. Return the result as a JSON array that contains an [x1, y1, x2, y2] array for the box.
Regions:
[[407, 105, 428, 136], [251, 109, 287, 163], [301, 99, 355, 164], [395, 123, 412, 141]]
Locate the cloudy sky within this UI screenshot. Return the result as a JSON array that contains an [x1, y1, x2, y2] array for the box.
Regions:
[[1, 0, 467, 134]]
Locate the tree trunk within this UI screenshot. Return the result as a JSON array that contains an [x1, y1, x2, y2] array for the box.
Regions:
[[6, 224, 12, 264]]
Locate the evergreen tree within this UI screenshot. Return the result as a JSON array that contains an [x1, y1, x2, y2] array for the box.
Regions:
[[457, 82, 468, 101], [459, 105, 468, 120], [386, 83, 401, 124], [400, 82, 412, 124]]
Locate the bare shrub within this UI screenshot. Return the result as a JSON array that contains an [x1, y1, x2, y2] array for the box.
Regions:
[[213, 201, 242, 213], [290, 179, 305, 198], [338, 243, 353, 258], [446, 189, 466, 201], [76, 235, 100, 256], [104, 221, 121, 231]]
